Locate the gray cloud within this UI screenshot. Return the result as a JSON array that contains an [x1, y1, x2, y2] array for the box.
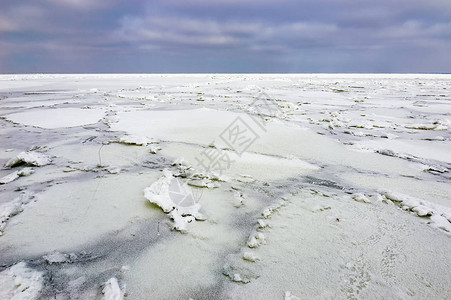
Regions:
[[1, 0, 450, 73], [44, 0, 114, 10], [0, 5, 46, 33]]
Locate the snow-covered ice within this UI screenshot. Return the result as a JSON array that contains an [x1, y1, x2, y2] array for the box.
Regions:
[[102, 277, 125, 300], [0, 192, 35, 235], [143, 169, 203, 232], [0, 262, 43, 300], [5, 151, 51, 168], [0, 167, 34, 184], [118, 135, 155, 146], [4, 107, 105, 129], [0, 74, 450, 299]]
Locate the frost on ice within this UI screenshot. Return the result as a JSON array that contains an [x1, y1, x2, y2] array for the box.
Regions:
[[0, 262, 43, 300], [5, 151, 51, 168]]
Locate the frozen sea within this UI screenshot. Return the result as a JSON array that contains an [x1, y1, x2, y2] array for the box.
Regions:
[[0, 74, 450, 299]]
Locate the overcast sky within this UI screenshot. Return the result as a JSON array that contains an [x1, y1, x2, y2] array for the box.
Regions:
[[1, 0, 450, 73]]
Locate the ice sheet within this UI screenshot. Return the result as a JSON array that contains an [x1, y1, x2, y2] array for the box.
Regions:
[[5, 108, 105, 129], [0, 74, 450, 299]]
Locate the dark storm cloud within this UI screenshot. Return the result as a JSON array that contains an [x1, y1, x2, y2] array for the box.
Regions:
[[1, 0, 450, 73]]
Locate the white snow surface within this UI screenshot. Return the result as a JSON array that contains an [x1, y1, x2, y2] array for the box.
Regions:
[[102, 278, 125, 300], [0, 262, 43, 300]]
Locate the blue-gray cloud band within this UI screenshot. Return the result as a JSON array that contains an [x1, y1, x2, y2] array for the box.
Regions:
[[1, 0, 450, 72]]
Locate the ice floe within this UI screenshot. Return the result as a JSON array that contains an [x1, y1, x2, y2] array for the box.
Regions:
[[5, 151, 51, 168], [0, 167, 34, 184], [5, 107, 105, 129]]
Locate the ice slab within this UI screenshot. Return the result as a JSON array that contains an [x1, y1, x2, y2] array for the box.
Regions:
[[0, 168, 34, 184], [5, 151, 51, 168], [5, 108, 105, 129], [111, 108, 421, 177], [143, 169, 203, 232], [160, 143, 319, 182], [0, 173, 161, 257]]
